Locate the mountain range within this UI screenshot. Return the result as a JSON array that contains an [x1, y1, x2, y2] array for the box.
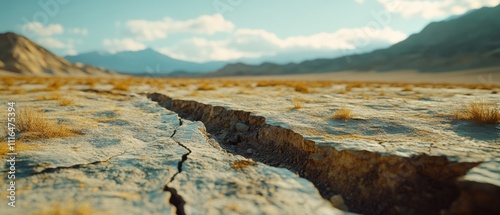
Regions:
[[65, 48, 226, 75], [0, 32, 114, 76], [207, 4, 500, 77], [1, 5, 498, 77], [64, 34, 397, 76]]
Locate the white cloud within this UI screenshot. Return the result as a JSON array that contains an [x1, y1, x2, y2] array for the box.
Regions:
[[21, 22, 64, 36], [102, 38, 146, 53], [18, 22, 86, 55], [161, 38, 248, 62], [159, 27, 407, 62], [37, 37, 79, 56], [65, 49, 78, 56], [378, 0, 499, 19], [68, 28, 88, 36], [38, 37, 67, 49], [124, 14, 235, 41]]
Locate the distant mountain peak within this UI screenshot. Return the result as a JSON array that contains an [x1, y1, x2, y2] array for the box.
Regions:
[[65, 47, 225, 74], [141, 47, 157, 52]]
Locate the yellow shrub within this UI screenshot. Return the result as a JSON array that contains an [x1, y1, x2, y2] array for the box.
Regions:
[[455, 102, 500, 124], [333, 107, 353, 121], [16, 107, 78, 139]]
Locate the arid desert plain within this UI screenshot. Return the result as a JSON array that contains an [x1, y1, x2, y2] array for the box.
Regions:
[[0, 75, 499, 215]]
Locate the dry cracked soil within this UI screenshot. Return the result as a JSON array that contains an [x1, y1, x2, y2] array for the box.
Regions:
[[0, 77, 499, 215]]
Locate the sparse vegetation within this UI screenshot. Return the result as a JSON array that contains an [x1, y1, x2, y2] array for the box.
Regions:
[[112, 81, 130, 91], [32, 203, 110, 215], [2, 77, 15, 86], [58, 98, 74, 106], [16, 107, 79, 139], [12, 88, 25, 94], [0, 136, 38, 156], [294, 84, 309, 93], [256, 81, 280, 87], [455, 102, 500, 124], [47, 81, 63, 91], [37, 93, 61, 100], [231, 160, 257, 170], [197, 84, 216, 91], [347, 82, 364, 89], [333, 107, 353, 121], [402, 85, 413, 92], [86, 78, 97, 88], [291, 97, 304, 109]]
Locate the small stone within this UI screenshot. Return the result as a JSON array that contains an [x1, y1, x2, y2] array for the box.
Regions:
[[235, 122, 249, 132], [330, 195, 349, 211], [246, 148, 253, 154]]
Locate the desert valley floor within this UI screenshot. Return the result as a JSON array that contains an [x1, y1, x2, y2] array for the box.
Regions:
[[0, 76, 499, 215]]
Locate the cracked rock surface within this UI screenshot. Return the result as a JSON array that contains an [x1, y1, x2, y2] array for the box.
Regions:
[[0, 90, 344, 215], [168, 120, 340, 215], [148, 85, 500, 215]]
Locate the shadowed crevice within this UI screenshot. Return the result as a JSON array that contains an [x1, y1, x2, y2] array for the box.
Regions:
[[147, 92, 481, 215]]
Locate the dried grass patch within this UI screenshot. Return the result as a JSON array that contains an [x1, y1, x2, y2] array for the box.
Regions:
[[231, 160, 257, 170], [32, 202, 112, 215], [58, 98, 74, 106], [455, 102, 500, 124], [333, 107, 353, 121], [16, 107, 79, 139]]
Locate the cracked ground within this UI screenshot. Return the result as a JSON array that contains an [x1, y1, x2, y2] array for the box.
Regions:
[[0, 78, 498, 215], [0, 87, 342, 215]]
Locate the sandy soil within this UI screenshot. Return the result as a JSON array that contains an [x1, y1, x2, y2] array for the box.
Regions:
[[224, 68, 500, 85]]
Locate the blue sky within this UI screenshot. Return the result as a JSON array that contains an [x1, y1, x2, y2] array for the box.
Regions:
[[1, 0, 498, 62]]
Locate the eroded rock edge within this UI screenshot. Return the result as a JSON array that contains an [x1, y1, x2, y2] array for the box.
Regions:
[[148, 93, 481, 215]]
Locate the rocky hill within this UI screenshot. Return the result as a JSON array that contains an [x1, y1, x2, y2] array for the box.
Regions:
[[0, 32, 115, 76]]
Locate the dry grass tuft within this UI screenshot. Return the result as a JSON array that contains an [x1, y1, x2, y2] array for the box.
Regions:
[[231, 160, 257, 170], [256, 81, 281, 87], [16, 107, 78, 139], [333, 107, 353, 121], [402, 85, 413, 92], [197, 84, 216, 91], [58, 98, 74, 106], [0, 141, 11, 156], [2, 78, 16, 87], [37, 94, 62, 100], [32, 202, 111, 215], [294, 84, 309, 93], [455, 102, 500, 124], [291, 97, 304, 109], [0, 137, 39, 156], [47, 81, 63, 91], [12, 88, 26, 94], [189, 91, 200, 97], [85, 78, 97, 88], [112, 81, 130, 91]]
